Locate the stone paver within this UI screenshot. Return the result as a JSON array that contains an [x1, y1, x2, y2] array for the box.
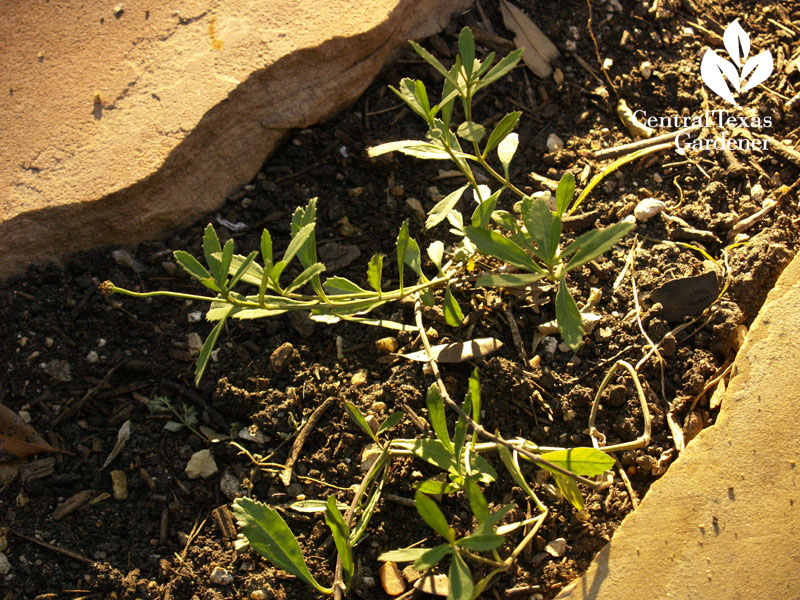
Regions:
[[556, 252, 800, 600], [0, 0, 469, 278]]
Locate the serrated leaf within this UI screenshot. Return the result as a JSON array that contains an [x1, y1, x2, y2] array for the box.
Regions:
[[367, 254, 384, 294], [426, 384, 453, 454], [456, 121, 486, 143], [232, 497, 331, 594], [399, 338, 503, 363], [556, 276, 584, 352], [173, 251, 220, 291], [426, 185, 469, 230], [497, 132, 519, 171], [443, 286, 464, 327], [539, 447, 615, 476], [415, 490, 451, 539], [483, 111, 522, 156], [555, 172, 576, 217], [466, 226, 543, 273], [448, 552, 473, 600], [285, 263, 326, 294], [325, 496, 353, 585]]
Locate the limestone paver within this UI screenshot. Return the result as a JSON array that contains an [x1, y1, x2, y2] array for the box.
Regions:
[[0, 0, 469, 278], [556, 252, 800, 600]]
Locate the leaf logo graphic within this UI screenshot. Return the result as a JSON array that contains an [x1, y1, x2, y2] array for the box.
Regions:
[[700, 19, 773, 105]]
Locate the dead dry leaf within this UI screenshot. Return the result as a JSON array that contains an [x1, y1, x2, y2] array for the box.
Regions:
[[101, 420, 131, 469], [400, 338, 503, 363], [500, 0, 560, 78], [0, 402, 61, 462]]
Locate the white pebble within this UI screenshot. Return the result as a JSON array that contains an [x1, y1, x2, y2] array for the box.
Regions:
[[546, 537, 568, 557], [111, 249, 145, 273], [750, 183, 765, 204], [185, 449, 218, 479], [541, 336, 558, 355], [0, 553, 10, 576], [634, 198, 667, 222], [639, 61, 653, 80], [602, 57, 614, 70], [97, 338, 107, 348], [86, 350, 99, 363], [546, 133, 564, 153], [187, 333, 203, 356], [210, 566, 233, 585], [187, 311, 203, 323]]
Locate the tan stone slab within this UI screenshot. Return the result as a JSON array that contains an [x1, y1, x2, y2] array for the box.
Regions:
[[0, 0, 469, 278], [556, 252, 800, 600]]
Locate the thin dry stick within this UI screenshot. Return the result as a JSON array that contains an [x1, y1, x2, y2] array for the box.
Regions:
[[281, 396, 336, 486], [413, 297, 602, 490], [8, 528, 94, 564], [586, 0, 617, 95], [594, 126, 702, 161]]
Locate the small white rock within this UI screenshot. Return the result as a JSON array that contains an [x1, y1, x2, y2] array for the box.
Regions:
[[639, 61, 653, 80], [750, 183, 765, 204], [546, 133, 564, 153], [18, 410, 31, 423], [553, 68, 564, 86], [541, 336, 558, 355], [634, 198, 667, 222], [185, 449, 218, 480], [0, 553, 10, 576], [546, 537, 568, 557], [97, 338, 107, 348], [220, 469, 242, 499], [111, 249, 145, 273], [187, 311, 203, 323], [187, 333, 203, 356], [86, 350, 99, 363], [406, 197, 426, 223], [602, 57, 613, 70], [210, 566, 233, 585]]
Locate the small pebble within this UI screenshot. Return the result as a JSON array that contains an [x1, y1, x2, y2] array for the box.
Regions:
[[187, 333, 203, 356], [86, 350, 99, 363], [44, 336, 54, 348], [161, 261, 178, 276], [111, 470, 128, 500], [379, 561, 406, 596], [750, 183, 765, 204], [42, 359, 72, 382], [639, 60, 653, 80], [375, 337, 398, 354], [602, 57, 613, 70], [541, 336, 558, 355], [250, 591, 269, 600], [17, 410, 31, 423], [363, 576, 376, 588], [546, 537, 567, 557], [185, 449, 218, 479], [269, 342, 296, 373], [546, 133, 564, 153], [0, 553, 10, 576], [187, 311, 203, 323], [406, 197, 426, 222], [209, 566, 233, 585], [634, 198, 667, 222], [351, 369, 368, 387], [220, 470, 242, 499], [111, 249, 145, 273], [553, 68, 564, 86], [337, 216, 359, 237]]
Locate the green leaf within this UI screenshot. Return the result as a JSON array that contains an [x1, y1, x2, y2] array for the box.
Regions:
[[480, 503, 516, 532], [456, 533, 505, 551], [283, 222, 316, 267], [367, 254, 384, 294], [324, 276, 369, 295], [228, 252, 261, 287], [202, 224, 223, 284], [467, 368, 481, 444], [397, 220, 410, 293], [173, 250, 220, 292], [473, 51, 496, 78], [232, 497, 332, 595], [415, 478, 459, 495], [452, 392, 471, 471], [490, 210, 520, 234], [497, 132, 519, 172], [220, 239, 234, 286], [426, 384, 454, 454], [261, 228, 273, 274], [440, 61, 460, 128], [285, 263, 326, 294], [390, 78, 431, 122], [376, 412, 403, 437], [539, 447, 615, 476], [476, 272, 545, 288], [563, 218, 635, 273], [497, 441, 539, 503], [427, 241, 445, 273], [325, 496, 353, 585], [448, 551, 473, 600], [483, 111, 522, 156], [458, 27, 475, 77], [476, 48, 523, 89], [553, 472, 585, 510], [521, 197, 560, 264], [404, 235, 424, 278], [350, 468, 386, 544], [344, 401, 378, 443], [413, 543, 451, 572], [555, 172, 576, 217], [289, 499, 348, 513], [409, 40, 458, 87], [415, 490, 451, 539], [426, 185, 469, 230], [470, 189, 501, 229], [456, 121, 486, 143], [466, 226, 543, 273], [194, 306, 232, 386], [379, 547, 434, 563], [443, 286, 464, 327], [556, 277, 584, 352], [465, 477, 489, 523], [368, 140, 469, 161]]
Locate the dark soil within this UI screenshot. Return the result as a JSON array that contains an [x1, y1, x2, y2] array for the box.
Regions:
[[2, 1, 799, 599]]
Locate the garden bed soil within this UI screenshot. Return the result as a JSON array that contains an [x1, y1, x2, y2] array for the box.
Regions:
[[2, 1, 799, 599]]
